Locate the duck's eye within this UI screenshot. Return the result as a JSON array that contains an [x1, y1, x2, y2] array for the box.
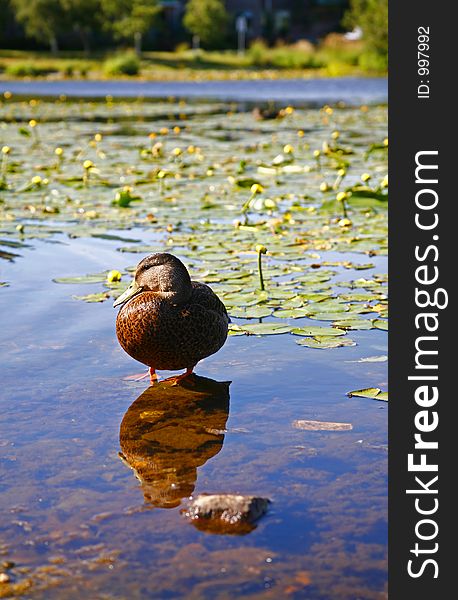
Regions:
[[137, 263, 154, 276]]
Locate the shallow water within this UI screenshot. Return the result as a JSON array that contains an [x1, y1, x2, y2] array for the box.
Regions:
[[0, 97, 387, 598]]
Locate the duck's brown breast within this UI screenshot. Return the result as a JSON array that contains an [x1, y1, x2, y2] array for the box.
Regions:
[[116, 284, 228, 371]]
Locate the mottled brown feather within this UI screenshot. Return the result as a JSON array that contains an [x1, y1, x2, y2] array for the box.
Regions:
[[116, 281, 229, 371]]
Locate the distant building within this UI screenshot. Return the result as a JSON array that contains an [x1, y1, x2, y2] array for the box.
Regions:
[[162, 0, 349, 44]]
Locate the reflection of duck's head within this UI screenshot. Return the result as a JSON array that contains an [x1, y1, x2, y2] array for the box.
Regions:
[[119, 374, 230, 508]]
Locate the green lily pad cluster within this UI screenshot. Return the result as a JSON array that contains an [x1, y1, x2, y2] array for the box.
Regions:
[[0, 96, 387, 359]]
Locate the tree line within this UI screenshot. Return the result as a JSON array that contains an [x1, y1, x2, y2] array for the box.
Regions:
[[1, 0, 236, 55], [0, 0, 387, 63]]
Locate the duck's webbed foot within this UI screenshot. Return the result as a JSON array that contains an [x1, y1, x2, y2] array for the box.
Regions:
[[162, 366, 196, 386]]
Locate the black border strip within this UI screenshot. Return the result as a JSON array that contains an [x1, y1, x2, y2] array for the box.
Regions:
[[389, 2, 452, 596]]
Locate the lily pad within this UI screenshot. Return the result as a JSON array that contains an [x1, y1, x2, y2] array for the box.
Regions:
[[222, 292, 260, 308], [305, 300, 349, 314], [347, 388, 388, 401], [308, 312, 353, 321], [373, 319, 388, 331], [230, 322, 292, 336], [272, 308, 310, 319], [332, 319, 374, 330], [229, 306, 273, 319], [296, 336, 356, 349], [54, 273, 109, 284], [291, 326, 347, 337], [73, 292, 110, 303]]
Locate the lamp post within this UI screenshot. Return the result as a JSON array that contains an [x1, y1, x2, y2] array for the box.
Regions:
[[236, 15, 247, 55]]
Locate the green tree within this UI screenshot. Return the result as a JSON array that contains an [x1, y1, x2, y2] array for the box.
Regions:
[[183, 0, 229, 49], [343, 0, 388, 66], [62, 0, 103, 54], [0, 0, 11, 34], [101, 0, 161, 56], [11, 0, 67, 53]]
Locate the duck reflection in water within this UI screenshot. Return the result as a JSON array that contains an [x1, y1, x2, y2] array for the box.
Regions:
[[119, 374, 230, 509]]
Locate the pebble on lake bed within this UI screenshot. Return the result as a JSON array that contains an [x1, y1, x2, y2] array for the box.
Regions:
[[183, 494, 270, 535]]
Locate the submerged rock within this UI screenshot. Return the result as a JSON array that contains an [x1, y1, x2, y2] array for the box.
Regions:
[[293, 420, 353, 431], [183, 494, 270, 535]]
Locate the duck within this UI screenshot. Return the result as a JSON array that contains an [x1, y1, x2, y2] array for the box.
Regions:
[[252, 104, 287, 121], [113, 253, 229, 384]]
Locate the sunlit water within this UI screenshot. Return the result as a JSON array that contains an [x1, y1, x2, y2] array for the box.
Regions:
[[0, 77, 387, 105], [1, 234, 387, 599], [0, 93, 387, 599]]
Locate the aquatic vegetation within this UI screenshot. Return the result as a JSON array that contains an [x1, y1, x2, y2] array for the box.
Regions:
[[0, 95, 387, 357], [347, 387, 389, 401], [255, 243, 267, 291], [0, 145, 11, 190]]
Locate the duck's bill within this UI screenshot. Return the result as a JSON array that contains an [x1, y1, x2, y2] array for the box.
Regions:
[[113, 281, 143, 308]]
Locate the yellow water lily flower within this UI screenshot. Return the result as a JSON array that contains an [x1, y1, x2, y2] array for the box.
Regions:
[[107, 270, 122, 283], [250, 183, 264, 194]]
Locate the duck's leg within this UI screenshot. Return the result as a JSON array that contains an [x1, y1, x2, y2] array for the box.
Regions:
[[123, 367, 157, 384], [163, 366, 195, 385], [149, 367, 158, 384]]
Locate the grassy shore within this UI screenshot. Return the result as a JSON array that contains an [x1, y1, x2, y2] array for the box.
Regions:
[[0, 39, 386, 81]]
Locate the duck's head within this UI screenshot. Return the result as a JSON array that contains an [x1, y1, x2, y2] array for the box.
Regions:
[[113, 253, 192, 308]]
